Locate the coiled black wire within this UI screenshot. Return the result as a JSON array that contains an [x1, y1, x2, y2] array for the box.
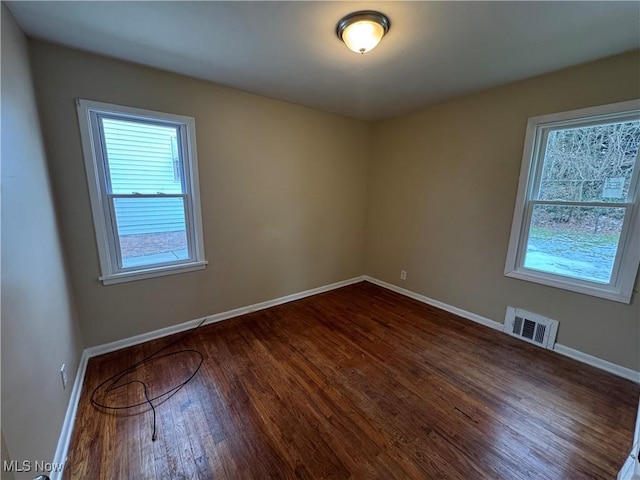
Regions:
[[90, 319, 206, 441]]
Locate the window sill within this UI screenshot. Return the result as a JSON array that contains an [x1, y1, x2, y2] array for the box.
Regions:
[[99, 261, 208, 285], [504, 268, 632, 304]]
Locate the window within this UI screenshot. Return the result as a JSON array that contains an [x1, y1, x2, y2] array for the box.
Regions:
[[77, 100, 207, 285], [505, 100, 640, 303]]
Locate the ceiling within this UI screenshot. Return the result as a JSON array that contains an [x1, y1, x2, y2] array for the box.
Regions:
[[7, 1, 640, 120]]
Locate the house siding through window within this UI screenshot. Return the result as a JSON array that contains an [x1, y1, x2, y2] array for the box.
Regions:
[[102, 119, 184, 235]]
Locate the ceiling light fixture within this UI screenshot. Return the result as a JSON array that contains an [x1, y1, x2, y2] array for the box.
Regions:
[[336, 10, 390, 54]]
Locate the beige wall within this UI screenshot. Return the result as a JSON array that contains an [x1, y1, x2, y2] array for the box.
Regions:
[[1, 6, 83, 477], [28, 41, 370, 347], [21, 38, 640, 372], [366, 50, 640, 371]]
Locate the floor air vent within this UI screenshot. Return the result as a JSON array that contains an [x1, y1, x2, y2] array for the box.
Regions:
[[504, 307, 558, 350]]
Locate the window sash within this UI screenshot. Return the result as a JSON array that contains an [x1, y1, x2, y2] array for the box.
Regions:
[[94, 112, 188, 195], [93, 115, 195, 273], [105, 193, 195, 272], [516, 200, 634, 288], [519, 118, 640, 288], [504, 99, 640, 303], [78, 99, 207, 284], [531, 124, 639, 204], [525, 200, 630, 208]]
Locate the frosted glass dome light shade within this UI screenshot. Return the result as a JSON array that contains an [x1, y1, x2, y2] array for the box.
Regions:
[[337, 11, 390, 54], [342, 21, 384, 53]]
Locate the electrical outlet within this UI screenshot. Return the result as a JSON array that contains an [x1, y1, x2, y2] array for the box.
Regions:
[[60, 363, 67, 390], [400, 270, 407, 280]]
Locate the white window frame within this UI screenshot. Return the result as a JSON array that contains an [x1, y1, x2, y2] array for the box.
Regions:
[[505, 99, 640, 303], [77, 99, 207, 285]]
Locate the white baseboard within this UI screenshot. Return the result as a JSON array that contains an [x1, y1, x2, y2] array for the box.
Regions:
[[51, 350, 89, 480], [553, 344, 640, 383], [364, 276, 504, 330], [86, 275, 367, 358], [364, 276, 640, 384]]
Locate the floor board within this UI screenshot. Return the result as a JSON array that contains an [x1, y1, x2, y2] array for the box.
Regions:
[[64, 282, 639, 479]]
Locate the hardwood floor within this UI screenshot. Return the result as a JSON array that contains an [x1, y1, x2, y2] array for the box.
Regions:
[[65, 282, 639, 479]]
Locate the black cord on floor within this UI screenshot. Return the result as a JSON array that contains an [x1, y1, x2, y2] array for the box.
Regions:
[[90, 319, 206, 441]]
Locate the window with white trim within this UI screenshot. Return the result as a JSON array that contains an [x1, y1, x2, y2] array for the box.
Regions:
[[77, 100, 207, 285], [505, 100, 640, 303]]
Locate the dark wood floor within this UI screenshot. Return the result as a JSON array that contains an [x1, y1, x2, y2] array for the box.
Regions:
[[65, 282, 639, 479]]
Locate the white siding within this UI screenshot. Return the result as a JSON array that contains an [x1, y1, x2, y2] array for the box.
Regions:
[[114, 197, 186, 235]]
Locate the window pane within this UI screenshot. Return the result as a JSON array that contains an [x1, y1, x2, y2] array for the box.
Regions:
[[523, 205, 625, 283], [538, 121, 640, 202], [113, 197, 189, 268], [101, 117, 183, 194]]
